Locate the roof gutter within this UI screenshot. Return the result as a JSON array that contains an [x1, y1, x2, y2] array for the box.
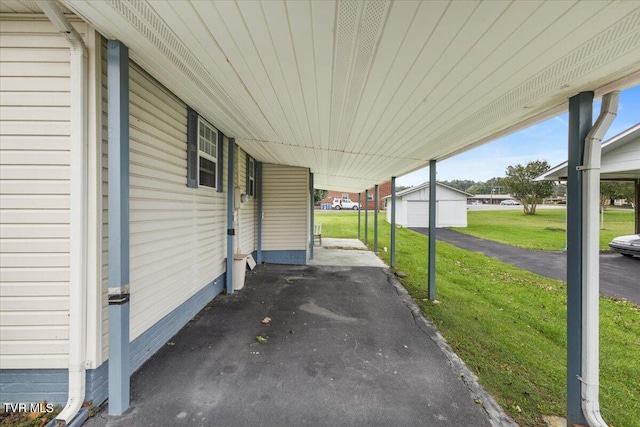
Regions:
[[39, 1, 89, 425], [579, 91, 619, 427]]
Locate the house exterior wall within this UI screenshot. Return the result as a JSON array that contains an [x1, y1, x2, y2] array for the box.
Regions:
[[262, 164, 309, 264], [0, 18, 87, 370], [127, 63, 228, 342], [602, 137, 640, 175], [236, 147, 256, 255], [0, 17, 110, 405], [0, 13, 309, 406]]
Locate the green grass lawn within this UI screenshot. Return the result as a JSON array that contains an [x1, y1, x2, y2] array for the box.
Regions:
[[456, 208, 635, 251], [315, 211, 640, 427]]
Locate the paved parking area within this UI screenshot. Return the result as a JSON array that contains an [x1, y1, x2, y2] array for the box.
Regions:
[[86, 262, 513, 427], [412, 228, 640, 305]]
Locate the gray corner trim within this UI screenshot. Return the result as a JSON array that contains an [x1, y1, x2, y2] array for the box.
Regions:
[[107, 40, 130, 290], [107, 39, 131, 416], [226, 138, 236, 294]]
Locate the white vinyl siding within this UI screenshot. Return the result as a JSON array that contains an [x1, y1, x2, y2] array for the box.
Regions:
[[128, 65, 227, 341], [237, 147, 256, 255], [262, 164, 309, 251], [387, 185, 468, 228], [0, 19, 87, 369]]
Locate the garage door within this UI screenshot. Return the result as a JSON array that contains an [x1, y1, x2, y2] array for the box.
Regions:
[[407, 201, 429, 227]]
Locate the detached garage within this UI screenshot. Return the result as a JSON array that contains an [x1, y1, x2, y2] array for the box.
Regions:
[[386, 182, 470, 228]]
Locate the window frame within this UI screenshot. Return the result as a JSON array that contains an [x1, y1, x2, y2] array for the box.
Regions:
[[197, 117, 218, 189], [246, 155, 256, 197]]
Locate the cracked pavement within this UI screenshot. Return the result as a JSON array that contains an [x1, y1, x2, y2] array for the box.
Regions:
[[86, 264, 513, 427]]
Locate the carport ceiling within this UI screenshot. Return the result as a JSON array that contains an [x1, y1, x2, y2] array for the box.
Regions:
[[62, 0, 640, 192]]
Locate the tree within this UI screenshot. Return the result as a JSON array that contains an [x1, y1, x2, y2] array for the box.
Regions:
[[600, 181, 634, 207], [313, 189, 328, 205], [503, 160, 554, 215]]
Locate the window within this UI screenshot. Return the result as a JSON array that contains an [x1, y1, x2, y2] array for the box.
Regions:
[[246, 155, 255, 197], [186, 107, 223, 191], [367, 193, 374, 200], [198, 117, 217, 188], [342, 193, 348, 200]]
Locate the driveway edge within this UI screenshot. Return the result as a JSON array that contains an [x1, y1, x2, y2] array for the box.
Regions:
[[383, 269, 519, 427]]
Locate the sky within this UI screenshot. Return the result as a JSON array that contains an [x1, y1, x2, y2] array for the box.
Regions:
[[397, 84, 640, 186]]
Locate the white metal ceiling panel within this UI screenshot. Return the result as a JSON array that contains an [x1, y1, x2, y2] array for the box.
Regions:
[[52, 0, 640, 191]]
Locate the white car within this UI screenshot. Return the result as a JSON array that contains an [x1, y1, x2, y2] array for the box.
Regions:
[[332, 198, 360, 210], [500, 199, 521, 205], [609, 234, 640, 257]]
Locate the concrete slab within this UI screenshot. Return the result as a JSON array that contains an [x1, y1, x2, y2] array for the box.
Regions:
[[309, 238, 386, 267], [85, 264, 513, 427], [320, 238, 366, 248]]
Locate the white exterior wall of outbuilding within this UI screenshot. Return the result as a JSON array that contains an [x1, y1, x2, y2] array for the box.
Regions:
[[386, 184, 468, 228]]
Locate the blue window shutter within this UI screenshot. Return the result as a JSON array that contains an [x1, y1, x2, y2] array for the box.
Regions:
[[217, 131, 224, 192], [186, 107, 198, 188]]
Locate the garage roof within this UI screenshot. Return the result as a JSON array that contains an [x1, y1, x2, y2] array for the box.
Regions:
[[384, 182, 472, 199], [537, 123, 640, 181], [48, 1, 640, 190]]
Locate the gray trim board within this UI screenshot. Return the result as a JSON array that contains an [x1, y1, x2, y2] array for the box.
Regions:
[[226, 138, 235, 293], [566, 91, 593, 426], [107, 39, 130, 416], [130, 275, 224, 373], [428, 160, 437, 300], [262, 250, 307, 265], [0, 362, 108, 407]]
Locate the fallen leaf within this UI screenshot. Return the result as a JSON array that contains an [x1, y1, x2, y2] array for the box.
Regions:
[[516, 405, 522, 413], [256, 335, 268, 345], [167, 341, 175, 346], [261, 317, 271, 324]]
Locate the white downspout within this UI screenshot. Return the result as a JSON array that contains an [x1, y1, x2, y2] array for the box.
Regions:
[[39, 1, 88, 425], [580, 91, 618, 427]]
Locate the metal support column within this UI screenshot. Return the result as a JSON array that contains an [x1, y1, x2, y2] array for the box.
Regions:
[[391, 177, 396, 267], [256, 162, 263, 264], [107, 40, 130, 415], [358, 193, 362, 240], [364, 190, 369, 245], [226, 138, 235, 294], [566, 91, 593, 427], [374, 185, 379, 253], [428, 160, 437, 301], [309, 171, 314, 259]]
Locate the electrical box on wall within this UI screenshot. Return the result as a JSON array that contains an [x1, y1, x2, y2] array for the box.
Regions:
[[234, 187, 248, 209]]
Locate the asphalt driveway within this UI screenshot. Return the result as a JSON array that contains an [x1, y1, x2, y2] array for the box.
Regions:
[[86, 263, 513, 427], [411, 228, 640, 305]]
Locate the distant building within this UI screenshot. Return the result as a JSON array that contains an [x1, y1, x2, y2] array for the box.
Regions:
[[467, 194, 514, 205], [385, 182, 471, 228], [319, 181, 391, 211]]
